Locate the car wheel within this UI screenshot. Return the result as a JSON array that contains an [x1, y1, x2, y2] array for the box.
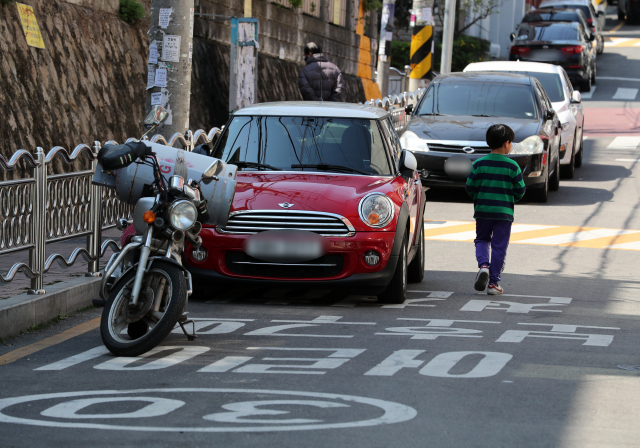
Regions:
[[377, 235, 407, 304], [561, 132, 576, 179], [618, 8, 625, 20], [549, 150, 560, 191], [592, 63, 597, 83], [581, 74, 592, 92], [531, 161, 549, 203], [407, 218, 425, 283], [574, 131, 584, 168]]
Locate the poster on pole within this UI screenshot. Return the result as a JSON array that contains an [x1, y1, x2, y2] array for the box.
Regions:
[[162, 35, 181, 62], [154, 68, 167, 87], [159, 8, 172, 29], [16, 3, 45, 49], [149, 42, 158, 64]]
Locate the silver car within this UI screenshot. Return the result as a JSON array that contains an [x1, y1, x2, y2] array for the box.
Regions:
[[465, 61, 585, 178]]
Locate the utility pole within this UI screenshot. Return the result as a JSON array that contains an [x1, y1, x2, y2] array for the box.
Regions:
[[408, 0, 434, 91], [440, 0, 456, 74], [146, 0, 195, 138], [376, 0, 395, 98]]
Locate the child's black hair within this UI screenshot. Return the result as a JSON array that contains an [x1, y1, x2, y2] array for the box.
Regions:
[[486, 124, 515, 150]]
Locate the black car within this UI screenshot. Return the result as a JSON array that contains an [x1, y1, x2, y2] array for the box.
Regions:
[[399, 72, 562, 202], [509, 21, 596, 92], [538, 0, 604, 54], [522, 8, 592, 37]]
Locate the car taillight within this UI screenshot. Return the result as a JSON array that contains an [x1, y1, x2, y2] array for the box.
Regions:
[[561, 45, 584, 54], [587, 17, 593, 24], [510, 46, 530, 54]]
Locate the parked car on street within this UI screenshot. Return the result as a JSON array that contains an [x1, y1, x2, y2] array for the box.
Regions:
[[185, 102, 426, 304], [538, 0, 604, 53], [464, 61, 585, 178], [509, 21, 597, 92], [399, 72, 562, 202], [617, 0, 640, 22], [521, 8, 595, 43]]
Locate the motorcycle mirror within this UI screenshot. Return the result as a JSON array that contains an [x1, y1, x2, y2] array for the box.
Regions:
[[202, 160, 222, 183], [143, 106, 169, 128]]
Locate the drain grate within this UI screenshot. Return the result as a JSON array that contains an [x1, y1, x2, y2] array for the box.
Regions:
[[617, 364, 640, 371]]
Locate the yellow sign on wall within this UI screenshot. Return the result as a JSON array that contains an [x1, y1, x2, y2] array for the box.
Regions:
[[16, 3, 45, 49]]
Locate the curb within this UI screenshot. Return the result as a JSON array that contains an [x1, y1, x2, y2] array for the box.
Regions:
[[0, 277, 101, 340]]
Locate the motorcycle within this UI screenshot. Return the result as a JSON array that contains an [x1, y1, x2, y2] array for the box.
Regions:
[[92, 106, 237, 356]]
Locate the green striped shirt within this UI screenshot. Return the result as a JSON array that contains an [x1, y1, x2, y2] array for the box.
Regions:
[[465, 153, 526, 222]]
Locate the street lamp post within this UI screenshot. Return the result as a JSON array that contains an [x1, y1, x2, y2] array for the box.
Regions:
[[440, 0, 456, 74]]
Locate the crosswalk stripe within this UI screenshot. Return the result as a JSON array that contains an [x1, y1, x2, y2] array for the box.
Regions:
[[606, 136, 640, 149], [425, 224, 555, 241], [422, 220, 640, 251], [580, 86, 595, 100], [612, 88, 639, 100], [604, 38, 635, 46]]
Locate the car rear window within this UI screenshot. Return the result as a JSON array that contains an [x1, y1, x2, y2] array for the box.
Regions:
[[485, 71, 565, 102], [213, 116, 393, 175], [516, 23, 578, 41], [416, 81, 539, 119], [541, 4, 592, 18], [522, 11, 579, 22]]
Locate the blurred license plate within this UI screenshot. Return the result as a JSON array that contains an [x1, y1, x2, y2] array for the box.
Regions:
[[244, 230, 328, 263], [528, 50, 564, 62]]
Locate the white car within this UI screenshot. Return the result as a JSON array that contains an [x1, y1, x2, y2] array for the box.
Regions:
[[464, 61, 585, 178]]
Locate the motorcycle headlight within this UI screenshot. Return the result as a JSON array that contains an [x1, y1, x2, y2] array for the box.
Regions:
[[359, 193, 394, 228], [168, 200, 197, 231], [399, 131, 429, 153], [510, 135, 544, 155]]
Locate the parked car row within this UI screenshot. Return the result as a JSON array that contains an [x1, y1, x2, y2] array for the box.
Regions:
[[509, 0, 605, 92]]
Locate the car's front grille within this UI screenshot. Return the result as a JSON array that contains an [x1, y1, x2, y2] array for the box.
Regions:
[[225, 252, 344, 278], [427, 143, 491, 153], [217, 210, 356, 237]]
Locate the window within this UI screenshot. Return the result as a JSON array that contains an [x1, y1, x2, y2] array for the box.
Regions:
[[517, 23, 578, 41], [498, 71, 565, 102]]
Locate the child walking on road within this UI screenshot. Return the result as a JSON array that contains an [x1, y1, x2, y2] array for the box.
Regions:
[[465, 124, 526, 295]]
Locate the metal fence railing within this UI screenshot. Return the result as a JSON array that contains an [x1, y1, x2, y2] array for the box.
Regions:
[[0, 126, 222, 295], [365, 88, 426, 134]]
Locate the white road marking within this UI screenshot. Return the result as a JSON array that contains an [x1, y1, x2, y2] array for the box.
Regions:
[[35, 346, 109, 371], [615, 158, 640, 162], [0, 389, 417, 432], [244, 324, 353, 338], [606, 240, 640, 250], [461, 300, 567, 313], [377, 318, 500, 340], [382, 298, 445, 309], [364, 350, 426, 376], [198, 356, 253, 373], [580, 86, 595, 99], [94, 346, 209, 371], [516, 228, 640, 245], [612, 88, 639, 100], [41, 397, 185, 419], [419, 351, 513, 378], [272, 316, 376, 325], [233, 348, 365, 375], [425, 224, 555, 241], [424, 220, 471, 229], [597, 76, 640, 82], [607, 136, 640, 149], [496, 323, 619, 347], [203, 400, 348, 424], [604, 38, 633, 47]]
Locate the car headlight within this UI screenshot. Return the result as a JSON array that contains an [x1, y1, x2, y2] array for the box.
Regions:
[[168, 200, 197, 230], [359, 193, 394, 228], [399, 131, 429, 153], [510, 135, 544, 155]]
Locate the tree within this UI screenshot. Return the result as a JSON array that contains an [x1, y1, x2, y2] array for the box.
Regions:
[[435, 0, 505, 39]]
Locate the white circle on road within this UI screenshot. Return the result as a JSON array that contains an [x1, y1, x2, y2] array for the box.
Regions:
[[0, 388, 417, 432], [40, 397, 185, 419]]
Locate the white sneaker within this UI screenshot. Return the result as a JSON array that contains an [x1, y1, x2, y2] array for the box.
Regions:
[[487, 283, 504, 295], [474, 265, 490, 291]]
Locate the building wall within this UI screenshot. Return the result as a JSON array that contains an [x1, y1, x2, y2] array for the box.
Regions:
[[465, 0, 527, 59]]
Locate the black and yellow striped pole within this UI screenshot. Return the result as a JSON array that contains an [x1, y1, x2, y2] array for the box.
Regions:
[[409, 24, 433, 88]]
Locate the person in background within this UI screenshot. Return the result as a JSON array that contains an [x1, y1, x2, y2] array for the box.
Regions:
[[298, 42, 344, 102], [465, 124, 526, 295]]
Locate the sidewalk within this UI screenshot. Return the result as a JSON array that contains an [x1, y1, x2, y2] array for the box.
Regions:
[[0, 228, 121, 300]]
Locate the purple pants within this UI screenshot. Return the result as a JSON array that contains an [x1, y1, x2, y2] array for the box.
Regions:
[[475, 219, 512, 285]]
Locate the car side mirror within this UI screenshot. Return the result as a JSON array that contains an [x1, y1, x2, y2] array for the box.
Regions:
[[546, 109, 555, 120], [400, 149, 418, 178], [405, 104, 414, 115], [510, 32, 516, 42], [571, 91, 582, 103]]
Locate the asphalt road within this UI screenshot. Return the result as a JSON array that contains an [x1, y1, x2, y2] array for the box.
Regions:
[[1, 9, 639, 448]]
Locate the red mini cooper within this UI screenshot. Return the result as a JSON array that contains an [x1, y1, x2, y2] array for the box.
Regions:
[[185, 102, 426, 304]]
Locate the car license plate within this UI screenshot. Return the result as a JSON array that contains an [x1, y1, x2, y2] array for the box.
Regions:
[[244, 230, 328, 263], [528, 49, 564, 62]]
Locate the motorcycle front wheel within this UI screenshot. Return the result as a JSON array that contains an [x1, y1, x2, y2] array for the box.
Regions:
[[100, 261, 188, 357]]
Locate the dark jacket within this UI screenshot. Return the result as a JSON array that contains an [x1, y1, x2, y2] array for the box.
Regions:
[[298, 53, 344, 102]]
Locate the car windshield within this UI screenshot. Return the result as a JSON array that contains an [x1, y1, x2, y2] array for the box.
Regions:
[[213, 116, 393, 175], [541, 4, 593, 17], [486, 71, 565, 102], [516, 23, 578, 41], [523, 11, 579, 22], [416, 81, 539, 119]]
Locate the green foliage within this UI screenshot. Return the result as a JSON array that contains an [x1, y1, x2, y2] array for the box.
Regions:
[[364, 0, 383, 12], [288, 0, 304, 8], [390, 41, 411, 71], [0, 0, 16, 6], [311, 2, 316, 12], [119, 0, 145, 25]]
